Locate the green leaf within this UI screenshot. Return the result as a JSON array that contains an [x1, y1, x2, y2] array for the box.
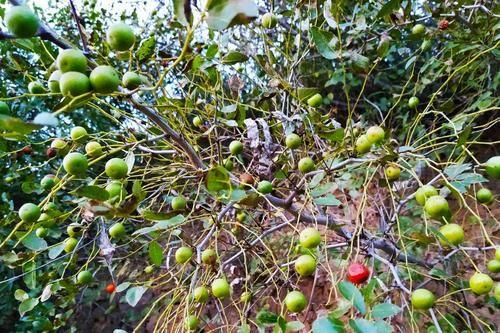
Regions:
[[136, 36, 156, 63], [314, 194, 341, 206], [75, 186, 110, 201], [19, 298, 39, 316], [206, 166, 231, 192], [374, 320, 393, 333], [286, 321, 305, 331], [0, 114, 41, 135], [14, 289, 28, 301], [349, 319, 377, 333], [312, 316, 346, 333], [21, 232, 48, 251], [125, 286, 148, 307], [377, 0, 401, 18], [310, 27, 337, 59], [338, 281, 366, 315], [237, 323, 251, 333], [133, 214, 185, 235], [311, 182, 335, 197], [222, 51, 248, 65], [371, 303, 401, 319], [116, 282, 131, 292], [173, 0, 192, 26], [206, 0, 259, 31], [148, 241, 163, 266], [23, 261, 36, 290], [255, 309, 278, 326]]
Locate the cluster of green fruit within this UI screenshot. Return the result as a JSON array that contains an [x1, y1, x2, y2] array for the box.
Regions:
[[355, 125, 386, 154]]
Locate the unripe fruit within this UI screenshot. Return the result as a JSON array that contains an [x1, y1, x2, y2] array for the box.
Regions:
[[105, 283, 116, 294], [366, 126, 385, 144], [64, 237, 78, 253], [294, 254, 316, 277], [63, 152, 88, 176], [18, 203, 41, 223], [144, 265, 154, 274], [240, 291, 252, 303], [284, 290, 307, 313], [85, 141, 103, 157], [201, 248, 217, 265], [229, 140, 244, 155], [122, 71, 142, 90], [105, 158, 128, 179], [106, 181, 127, 201], [192, 116, 203, 127], [171, 196, 187, 210], [495, 283, 500, 302], [476, 188, 493, 204], [48, 70, 62, 93], [60, 72, 91, 97], [307, 93, 323, 107], [298, 157, 315, 173], [424, 195, 450, 220], [40, 174, 59, 191], [421, 40, 432, 52], [28, 81, 45, 94], [412, 24, 426, 38], [211, 278, 230, 299], [385, 165, 401, 181], [487, 259, 500, 273], [70, 126, 88, 143], [38, 213, 55, 228], [355, 134, 372, 154], [438, 223, 464, 246], [175, 246, 193, 264], [67, 225, 81, 237], [193, 286, 209, 303], [408, 96, 419, 108], [257, 180, 273, 194], [261, 13, 278, 29], [0, 101, 10, 115], [411, 289, 435, 310], [469, 272, 493, 295], [109, 222, 126, 239], [77, 270, 92, 284], [299, 228, 321, 248], [415, 185, 438, 205], [90, 65, 120, 94], [4, 6, 40, 38], [185, 315, 198, 331], [347, 263, 370, 284], [51, 138, 69, 156], [285, 133, 302, 149], [35, 227, 47, 238], [107, 22, 135, 51], [57, 49, 87, 73], [239, 173, 254, 186], [223, 158, 233, 171], [496, 248, 500, 261], [484, 156, 500, 179]]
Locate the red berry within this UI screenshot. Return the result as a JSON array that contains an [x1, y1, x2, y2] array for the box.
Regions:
[[347, 263, 370, 284], [22, 146, 33, 154], [46, 147, 57, 158], [438, 20, 449, 30], [105, 283, 116, 294]]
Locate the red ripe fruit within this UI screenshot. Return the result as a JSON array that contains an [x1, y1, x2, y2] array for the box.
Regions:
[[46, 147, 57, 158], [438, 20, 449, 30], [105, 283, 116, 294], [347, 263, 370, 284], [22, 146, 33, 154]]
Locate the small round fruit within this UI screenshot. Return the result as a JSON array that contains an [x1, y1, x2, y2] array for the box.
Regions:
[[63, 152, 88, 176], [239, 173, 255, 186], [105, 283, 116, 294], [105, 158, 128, 179], [175, 246, 193, 264], [366, 126, 385, 144], [285, 133, 302, 149], [171, 196, 187, 210], [495, 283, 500, 302], [412, 24, 426, 37], [476, 188, 493, 204], [193, 286, 209, 303], [40, 174, 58, 190], [18, 203, 41, 223], [38, 213, 55, 228], [385, 165, 401, 181], [408, 96, 420, 108], [347, 263, 370, 284], [257, 180, 273, 194], [484, 156, 500, 179], [107, 22, 135, 51], [144, 265, 154, 274], [59, 72, 91, 97], [46, 147, 57, 158], [424, 195, 450, 220], [298, 157, 315, 173], [229, 140, 244, 155], [439, 223, 464, 246], [240, 291, 252, 303], [77, 270, 93, 284], [109, 222, 126, 239], [355, 134, 372, 154], [4, 6, 40, 38], [48, 70, 62, 93], [51, 138, 68, 156], [64, 237, 78, 253], [70, 126, 88, 143], [192, 116, 203, 127], [294, 254, 317, 277], [90, 65, 120, 94], [261, 12, 278, 29], [106, 181, 127, 201], [35, 227, 47, 238], [438, 19, 449, 30], [67, 225, 81, 237], [487, 259, 500, 273], [122, 71, 142, 90], [284, 291, 307, 313], [211, 278, 230, 299], [28, 81, 45, 94], [415, 185, 438, 205], [421, 40, 432, 52], [299, 228, 321, 248], [223, 158, 233, 171], [411, 289, 435, 310], [0, 101, 10, 115], [185, 315, 198, 331], [307, 93, 323, 107], [469, 272, 493, 295], [496, 248, 500, 261], [85, 141, 103, 157], [201, 248, 217, 265], [57, 49, 87, 73]]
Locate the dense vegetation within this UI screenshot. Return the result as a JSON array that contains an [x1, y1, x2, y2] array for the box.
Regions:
[[0, 0, 499, 332]]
